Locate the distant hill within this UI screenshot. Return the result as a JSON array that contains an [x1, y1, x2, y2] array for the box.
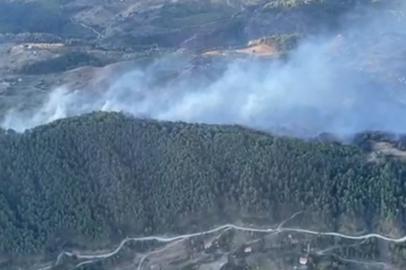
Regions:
[[1, 112, 406, 267], [2, 1, 406, 268]]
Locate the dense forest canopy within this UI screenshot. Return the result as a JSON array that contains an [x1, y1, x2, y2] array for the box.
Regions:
[[1, 112, 406, 262], [2, 0, 406, 269]]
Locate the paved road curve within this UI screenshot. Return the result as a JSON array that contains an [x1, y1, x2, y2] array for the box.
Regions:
[[35, 212, 406, 270]]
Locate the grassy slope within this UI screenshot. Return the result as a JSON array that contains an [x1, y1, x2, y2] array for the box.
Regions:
[[0, 0, 65, 34]]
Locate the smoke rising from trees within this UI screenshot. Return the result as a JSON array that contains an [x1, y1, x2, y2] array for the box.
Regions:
[[3, 2, 406, 137]]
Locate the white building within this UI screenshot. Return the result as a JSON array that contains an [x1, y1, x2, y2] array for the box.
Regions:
[[299, 256, 308, 265]]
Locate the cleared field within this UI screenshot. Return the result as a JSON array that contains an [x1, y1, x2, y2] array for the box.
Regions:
[[203, 43, 279, 57]]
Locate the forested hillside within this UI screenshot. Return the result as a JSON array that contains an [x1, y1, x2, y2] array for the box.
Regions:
[[1, 112, 406, 261]]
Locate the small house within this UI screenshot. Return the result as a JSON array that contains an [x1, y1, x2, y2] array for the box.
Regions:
[[299, 256, 308, 265]]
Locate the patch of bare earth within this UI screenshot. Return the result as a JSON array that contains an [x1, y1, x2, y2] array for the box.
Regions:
[[368, 142, 406, 162], [203, 43, 279, 57]]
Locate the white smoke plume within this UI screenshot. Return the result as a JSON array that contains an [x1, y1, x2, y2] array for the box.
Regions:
[[2, 1, 406, 137]]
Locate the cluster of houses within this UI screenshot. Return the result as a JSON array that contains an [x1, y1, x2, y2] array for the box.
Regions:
[[202, 232, 312, 270]]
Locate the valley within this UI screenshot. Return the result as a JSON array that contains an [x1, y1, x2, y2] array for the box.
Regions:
[[2, 1, 406, 270]]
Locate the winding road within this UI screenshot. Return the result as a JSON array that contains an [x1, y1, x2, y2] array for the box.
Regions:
[[35, 212, 406, 270]]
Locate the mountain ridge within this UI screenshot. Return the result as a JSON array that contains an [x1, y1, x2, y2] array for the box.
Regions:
[[2, 112, 406, 269]]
